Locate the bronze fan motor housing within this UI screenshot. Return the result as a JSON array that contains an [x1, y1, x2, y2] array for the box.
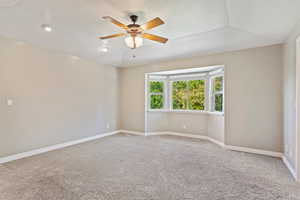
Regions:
[[126, 15, 144, 37], [99, 14, 168, 49]]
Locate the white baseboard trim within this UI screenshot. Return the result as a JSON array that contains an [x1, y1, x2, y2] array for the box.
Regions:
[[163, 132, 282, 157], [121, 130, 282, 158], [1, 129, 291, 179], [164, 131, 208, 140], [0, 130, 120, 164], [164, 132, 225, 148], [282, 156, 297, 180], [225, 145, 283, 158], [207, 137, 226, 148], [147, 131, 168, 136], [119, 130, 145, 136]]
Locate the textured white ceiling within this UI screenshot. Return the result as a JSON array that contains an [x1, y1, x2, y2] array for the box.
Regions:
[[0, 0, 299, 67]]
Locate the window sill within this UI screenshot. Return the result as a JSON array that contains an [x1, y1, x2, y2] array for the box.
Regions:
[[147, 109, 224, 116]]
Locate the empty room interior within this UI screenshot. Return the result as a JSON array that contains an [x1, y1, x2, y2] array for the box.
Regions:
[[1, 0, 300, 199]]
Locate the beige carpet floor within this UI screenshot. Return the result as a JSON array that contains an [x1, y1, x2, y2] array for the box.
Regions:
[[0, 133, 299, 200]]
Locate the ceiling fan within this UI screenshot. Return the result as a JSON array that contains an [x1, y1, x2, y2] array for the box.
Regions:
[[99, 15, 168, 49]]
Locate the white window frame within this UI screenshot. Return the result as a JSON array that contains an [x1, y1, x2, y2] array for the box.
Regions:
[[210, 74, 224, 113], [147, 68, 224, 114]]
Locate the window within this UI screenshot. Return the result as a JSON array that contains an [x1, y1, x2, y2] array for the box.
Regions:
[[172, 79, 206, 111], [147, 67, 224, 113], [211, 76, 223, 112], [149, 81, 164, 109]]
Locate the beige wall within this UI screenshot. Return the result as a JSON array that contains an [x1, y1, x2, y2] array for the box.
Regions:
[[0, 36, 119, 157], [167, 112, 208, 135], [148, 112, 209, 136], [148, 112, 224, 143], [0, 35, 284, 158], [119, 44, 283, 152], [207, 114, 224, 142], [147, 112, 169, 132]]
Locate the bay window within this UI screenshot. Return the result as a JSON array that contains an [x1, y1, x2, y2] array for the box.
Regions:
[[147, 68, 224, 113]]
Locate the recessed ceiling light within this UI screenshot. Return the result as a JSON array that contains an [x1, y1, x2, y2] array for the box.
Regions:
[[41, 24, 52, 32]]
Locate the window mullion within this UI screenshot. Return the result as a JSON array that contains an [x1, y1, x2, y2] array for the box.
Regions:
[[186, 80, 189, 110], [210, 78, 215, 112], [169, 80, 173, 110], [205, 76, 209, 112]]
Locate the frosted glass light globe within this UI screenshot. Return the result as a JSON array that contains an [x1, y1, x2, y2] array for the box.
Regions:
[[125, 36, 143, 49]]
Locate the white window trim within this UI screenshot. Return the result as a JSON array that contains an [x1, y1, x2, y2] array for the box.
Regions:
[[147, 69, 224, 114]]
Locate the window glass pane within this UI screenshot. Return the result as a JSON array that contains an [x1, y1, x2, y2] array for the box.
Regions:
[[215, 94, 223, 112], [172, 81, 188, 110], [214, 76, 223, 92], [188, 80, 205, 110], [150, 81, 163, 93], [150, 95, 164, 109]]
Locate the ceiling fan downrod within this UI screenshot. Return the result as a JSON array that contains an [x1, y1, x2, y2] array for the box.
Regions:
[[130, 15, 138, 24]]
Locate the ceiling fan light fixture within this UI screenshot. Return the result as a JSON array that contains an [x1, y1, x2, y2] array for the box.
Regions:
[[125, 36, 143, 49], [99, 15, 167, 49]]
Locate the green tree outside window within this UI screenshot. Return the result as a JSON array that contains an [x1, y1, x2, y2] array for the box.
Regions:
[[215, 94, 223, 112], [150, 95, 164, 109], [214, 76, 223, 92], [150, 81, 164, 109], [188, 80, 205, 110], [172, 80, 205, 110], [149, 74, 223, 112], [172, 81, 188, 109], [213, 76, 223, 112], [150, 81, 163, 93]]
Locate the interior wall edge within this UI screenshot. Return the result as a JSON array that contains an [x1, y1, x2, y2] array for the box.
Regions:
[[283, 20, 300, 176], [282, 156, 298, 180]]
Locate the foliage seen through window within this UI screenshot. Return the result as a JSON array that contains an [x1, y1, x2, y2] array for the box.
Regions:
[[150, 81, 164, 109], [172, 80, 205, 111], [213, 76, 223, 112]]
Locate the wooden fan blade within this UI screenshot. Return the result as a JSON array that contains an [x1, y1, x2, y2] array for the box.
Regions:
[[140, 17, 164, 30], [99, 33, 126, 40], [142, 33, 168, 43], [102, 16, 128, 30]]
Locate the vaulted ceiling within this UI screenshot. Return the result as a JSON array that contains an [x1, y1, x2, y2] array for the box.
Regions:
[[0, 0, 300, 67]]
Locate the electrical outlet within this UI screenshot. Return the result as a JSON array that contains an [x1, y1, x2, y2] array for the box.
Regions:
[[7, 98, 13, 106]]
